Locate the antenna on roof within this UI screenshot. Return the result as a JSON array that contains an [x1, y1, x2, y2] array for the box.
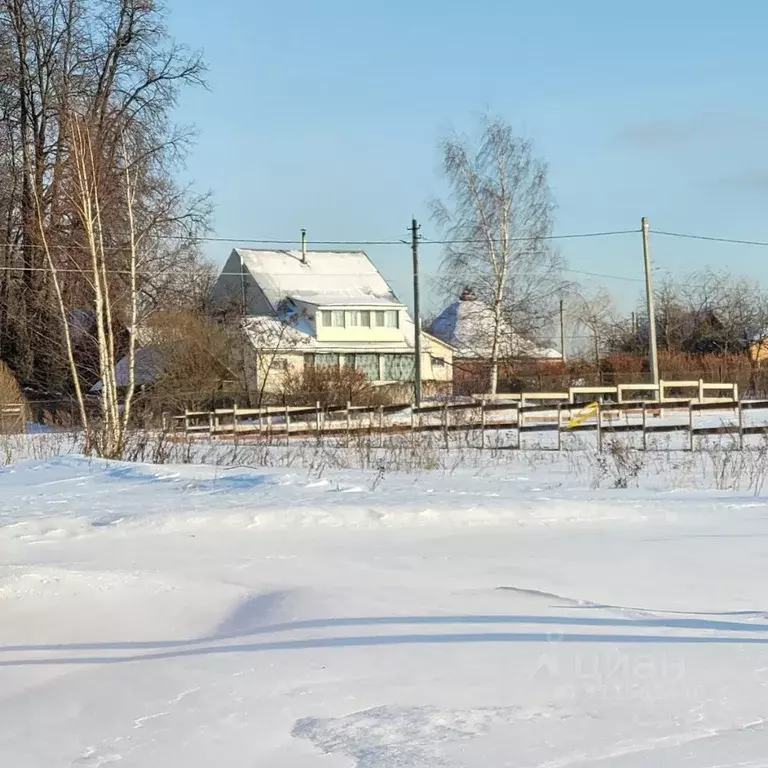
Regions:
[[301, 229, 307, 263]]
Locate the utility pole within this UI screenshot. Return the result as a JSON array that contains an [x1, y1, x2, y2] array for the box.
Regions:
[[642, 216, 659, 386], [410, 218, 422, 407], [559, 298, 566, 364]]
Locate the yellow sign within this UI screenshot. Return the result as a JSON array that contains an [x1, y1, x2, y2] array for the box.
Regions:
[[566, 401, 599, 429]]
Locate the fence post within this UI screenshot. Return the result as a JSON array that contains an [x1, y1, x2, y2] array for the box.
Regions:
[[733, 382, 739, 403], [208, 411, 215, 438], [738, 399, 744, 450], [315, 401, 321, 439], [557, 402, 562, 452], [596, 402, 603, 452], [285, 404, 290, 445], [346, 401, 352, 446], [258, 407, 263, 437], [232, 404, 239, 436], [642, 402, 647, 451], [688, 401, 694, 452], [698, 378, 705, 403], [379, 404, 384, 448], [184, 409, 190, 435], [480, 397, 486, 450], [516, 404, 521, 450]]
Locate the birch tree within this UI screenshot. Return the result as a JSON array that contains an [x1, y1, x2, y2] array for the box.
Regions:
[[34, 114, 144, 457], [0, 0, 209, 394], [431, 117, 561, 394]]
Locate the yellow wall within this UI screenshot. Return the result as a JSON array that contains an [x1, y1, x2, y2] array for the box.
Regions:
[[317, 327, 403, 343]]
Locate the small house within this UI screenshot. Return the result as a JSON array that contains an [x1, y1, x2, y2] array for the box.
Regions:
[[210, 246, 454, 395]]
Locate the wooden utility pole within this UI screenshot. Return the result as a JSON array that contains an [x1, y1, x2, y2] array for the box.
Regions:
[[411, 218, 422, 407], [642, 217, 660, 387], [559, 298, 566, 363]]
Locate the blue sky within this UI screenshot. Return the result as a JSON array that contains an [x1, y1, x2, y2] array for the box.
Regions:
[[166, 0, 768, 323]]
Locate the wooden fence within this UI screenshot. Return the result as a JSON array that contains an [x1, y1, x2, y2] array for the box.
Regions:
[[171, 384, 762, 451]]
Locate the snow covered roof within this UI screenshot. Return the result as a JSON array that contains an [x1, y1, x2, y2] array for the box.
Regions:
[[429, 296, 562, 360], [235, 249, 401, 309]]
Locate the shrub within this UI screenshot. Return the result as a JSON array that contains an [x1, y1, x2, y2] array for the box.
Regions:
[[280, 365, 389, 407]]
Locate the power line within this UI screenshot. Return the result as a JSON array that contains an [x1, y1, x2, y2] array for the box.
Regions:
[[421, 229, 639, 245], [0, 228, 640, 251], [654, 230, 768, 247], [0, 264, 650, 285], [562, 268, 643, 283]]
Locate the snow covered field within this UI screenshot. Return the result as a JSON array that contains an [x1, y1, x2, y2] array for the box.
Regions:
[[3, 450, 768, 767]]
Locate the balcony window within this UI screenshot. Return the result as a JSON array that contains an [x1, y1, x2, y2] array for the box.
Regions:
[[346, 310, 371, 328], [331, 310, 345, 327], [385, 310, 399, 328], [374, 310, 386, 327], [320, 310, 332, 327]]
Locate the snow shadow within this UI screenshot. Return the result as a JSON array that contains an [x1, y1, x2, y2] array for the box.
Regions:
[[2, 610, 768, 666]]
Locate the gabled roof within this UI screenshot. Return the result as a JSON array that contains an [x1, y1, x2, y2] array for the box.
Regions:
[[235, 249, 401, 309], [429, 296, 562, 360]]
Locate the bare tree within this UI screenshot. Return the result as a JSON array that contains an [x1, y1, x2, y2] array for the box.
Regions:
[[0, 0, 210, 397], [573, 288, 616, 367], [34, 113, 147, 457], [431, 116, 563, 394]]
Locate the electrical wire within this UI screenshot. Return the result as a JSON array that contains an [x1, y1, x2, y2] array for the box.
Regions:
[[0, 227, 639, 251], [654, 230, 768, 247]]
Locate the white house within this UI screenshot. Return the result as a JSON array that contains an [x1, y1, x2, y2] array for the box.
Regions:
[[429, 288, 562, 361], [211, 247, 454, 394]]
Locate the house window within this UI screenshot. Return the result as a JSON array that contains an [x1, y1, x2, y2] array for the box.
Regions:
[[315, 353, 339, 368], [304, 353, 315, 367], [331, 310, 345, 327], [320, 310, 332, 327], [432, 357, 445, 368], [347, 310, 371, 328], [374, 310, 386, 327], [385, 310, 399, 328], [382, 354, 414, 381], [353, 353, 380, 381]]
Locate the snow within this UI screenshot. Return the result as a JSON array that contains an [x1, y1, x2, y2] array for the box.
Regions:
[[429, 297, 562, 359], [3, 450, 768, 766], [235, 249, 401, 309]]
